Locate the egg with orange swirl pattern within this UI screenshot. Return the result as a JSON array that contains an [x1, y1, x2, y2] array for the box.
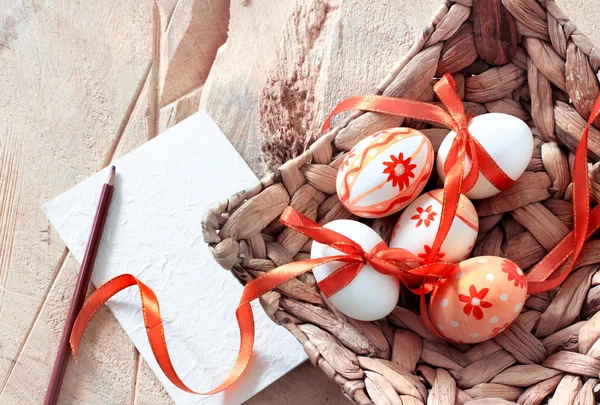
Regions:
[[429, 256, 527, 344], [336, 128, 434, 218]]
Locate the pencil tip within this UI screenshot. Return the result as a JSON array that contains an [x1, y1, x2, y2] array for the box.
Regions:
[[106, 166, 116, 186]]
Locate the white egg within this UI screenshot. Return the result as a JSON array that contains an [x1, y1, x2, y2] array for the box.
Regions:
[[311, 219, 400, 321], [389, 189, 478, 263], [436, 113, 533, 199]]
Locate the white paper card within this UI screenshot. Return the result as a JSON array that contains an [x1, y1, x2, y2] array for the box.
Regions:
[[43, 111, 307, 405]]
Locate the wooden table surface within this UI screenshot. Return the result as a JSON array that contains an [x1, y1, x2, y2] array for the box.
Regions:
[[1, 0, 598, 404]]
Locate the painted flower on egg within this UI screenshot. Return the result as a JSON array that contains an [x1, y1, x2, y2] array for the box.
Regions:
[[502, 259, 527, 288], [490, 322, 510, 337], [411, 205, 437, 228], [382, 153, 416, 190], [458, 285, 492, 320], [417, 245, 446, 262]]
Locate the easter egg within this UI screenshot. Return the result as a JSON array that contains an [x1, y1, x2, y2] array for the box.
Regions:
[[311, 219, 400, 321], [436, 113, 534, 200], [389, 189, 478, 263], [337, 128, 434, 218], [429, 256, 527, 343]]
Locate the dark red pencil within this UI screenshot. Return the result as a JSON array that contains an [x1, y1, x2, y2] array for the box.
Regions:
[[44, 166, 116, 405]]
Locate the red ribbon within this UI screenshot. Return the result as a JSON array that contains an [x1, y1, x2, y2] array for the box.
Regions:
[[526, 96, 600, 292], [70, 73, 600, 394]]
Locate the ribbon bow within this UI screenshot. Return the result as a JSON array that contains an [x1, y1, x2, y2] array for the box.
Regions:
[[280, 207, 458, 298]]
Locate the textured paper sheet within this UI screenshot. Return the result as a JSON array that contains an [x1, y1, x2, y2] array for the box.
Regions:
[[43, 111, 307, 405]]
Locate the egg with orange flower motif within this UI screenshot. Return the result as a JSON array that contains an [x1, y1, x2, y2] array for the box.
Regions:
[[389, 189, 478, 263], [429, 256, 527, 343], [336, 128, 434, 218]]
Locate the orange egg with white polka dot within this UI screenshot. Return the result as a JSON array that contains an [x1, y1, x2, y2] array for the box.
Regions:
[[429, 256, 527, 344]]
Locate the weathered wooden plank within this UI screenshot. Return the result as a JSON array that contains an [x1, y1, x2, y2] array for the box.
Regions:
[[159, 0, 229, 107], [0, 2, 153, 403]]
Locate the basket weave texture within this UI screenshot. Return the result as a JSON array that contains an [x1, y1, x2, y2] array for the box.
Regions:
[[202, 0, 600, 403]]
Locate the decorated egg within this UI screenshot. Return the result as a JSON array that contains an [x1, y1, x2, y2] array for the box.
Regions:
[[436, 113, 534, 200], [389, 189, 478, 263], [337, 128, 434, 218], [311, 219, 400, 321], [429, 256, 527, 343]]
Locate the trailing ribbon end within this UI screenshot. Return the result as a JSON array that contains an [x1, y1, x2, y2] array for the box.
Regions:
[[526, 95, 600, 294], [69, 274, 204, 394], [68, 257, 348, 394]]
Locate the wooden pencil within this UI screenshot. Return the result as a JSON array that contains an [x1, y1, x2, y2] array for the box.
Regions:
[[44, 166, 116, 405]]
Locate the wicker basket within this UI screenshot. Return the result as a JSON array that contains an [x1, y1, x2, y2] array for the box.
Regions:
[[202, 0, 600, 403]]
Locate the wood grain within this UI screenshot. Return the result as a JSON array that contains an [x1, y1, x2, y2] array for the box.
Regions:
[[0, 1, 224, 404], [0, 1, 154, 403], [201, 0, 441, 175]]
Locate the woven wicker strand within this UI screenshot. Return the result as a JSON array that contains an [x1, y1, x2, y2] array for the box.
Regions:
[[202, 0, 600, 403]]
